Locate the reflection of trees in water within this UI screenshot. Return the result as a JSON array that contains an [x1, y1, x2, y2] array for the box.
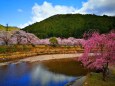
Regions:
[[42, 58, 88, 76]]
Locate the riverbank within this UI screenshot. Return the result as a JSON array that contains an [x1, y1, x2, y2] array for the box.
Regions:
[[0, 45, 83, 62], [72, 76, 86, 86], [83, 71, 115, 86], [65, 76, 86, 86], [20, 53, 82, 62], [82, 65, 115, 86], [0, 53, 82, 66]]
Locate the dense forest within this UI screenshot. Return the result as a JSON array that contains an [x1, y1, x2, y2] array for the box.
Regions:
[[23, 14, 115, 38]]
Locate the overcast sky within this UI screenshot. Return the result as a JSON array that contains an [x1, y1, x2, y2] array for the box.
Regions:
[[0, 0, 115, 28]]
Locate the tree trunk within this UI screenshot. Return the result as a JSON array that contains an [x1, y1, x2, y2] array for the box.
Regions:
[[102, 63, 109, 81], [102, 67, 107, 81], [5, 40, 8, 45]]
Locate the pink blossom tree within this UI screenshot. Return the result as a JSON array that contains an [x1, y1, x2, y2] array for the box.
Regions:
[[78, 31, 115, 81], [0, 31, 12, 45], [11, 30, 27, 44], [39, 39, 50, 45], [11, 30, 40, 45], [26, 33, 40, 45], [73, 39, 85, 47]]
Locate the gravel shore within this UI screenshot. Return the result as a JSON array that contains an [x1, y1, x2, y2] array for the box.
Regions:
[[0, 53, 83, 66], [20, 53, 83, 62]]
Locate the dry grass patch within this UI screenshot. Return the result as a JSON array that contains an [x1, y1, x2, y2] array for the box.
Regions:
[[0, 45, 84, 62]]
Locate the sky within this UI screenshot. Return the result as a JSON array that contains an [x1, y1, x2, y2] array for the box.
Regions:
[[0, 0, 115, 28]]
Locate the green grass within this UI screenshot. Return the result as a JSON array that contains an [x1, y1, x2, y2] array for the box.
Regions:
[[84, 70, 115, 86]]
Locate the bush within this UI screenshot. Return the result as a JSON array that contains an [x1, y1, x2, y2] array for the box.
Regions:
[[49, 37, 58, 47]]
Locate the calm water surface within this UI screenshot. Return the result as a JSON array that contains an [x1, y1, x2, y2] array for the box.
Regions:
[[0, 61, 83, 86]]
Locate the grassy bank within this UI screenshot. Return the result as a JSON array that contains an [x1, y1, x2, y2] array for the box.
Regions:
[[0, 45, 83, 62], [83, 68, 115, 86]]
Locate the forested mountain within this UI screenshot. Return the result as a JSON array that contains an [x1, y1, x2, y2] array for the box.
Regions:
[[23, 14, 115, 38], [0, 24, 19, 31]]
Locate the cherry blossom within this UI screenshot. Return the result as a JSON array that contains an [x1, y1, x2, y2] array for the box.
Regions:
[[78, 31, 115, 81]]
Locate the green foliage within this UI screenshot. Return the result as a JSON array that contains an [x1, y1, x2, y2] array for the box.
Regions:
[[0, 46, 7, 53], [49, 37, 58, 47], [23, 14, 115, 38]]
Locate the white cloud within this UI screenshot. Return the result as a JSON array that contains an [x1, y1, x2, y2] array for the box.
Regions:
[[19, 0, 115, 28], [18, 9, 23, 12], [19, 1, 78, 28], [78, 0, 115, 15], [31, 2, 77, 22]]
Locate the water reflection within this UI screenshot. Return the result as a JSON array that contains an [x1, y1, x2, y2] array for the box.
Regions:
[[0, 62, 31, 86], [0, 62, 77, 86], [31, 64, 76, 86]]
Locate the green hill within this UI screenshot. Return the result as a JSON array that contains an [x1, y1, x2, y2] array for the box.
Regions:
[[0, 24, 19, 31], [23, 14, 115, 38]]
